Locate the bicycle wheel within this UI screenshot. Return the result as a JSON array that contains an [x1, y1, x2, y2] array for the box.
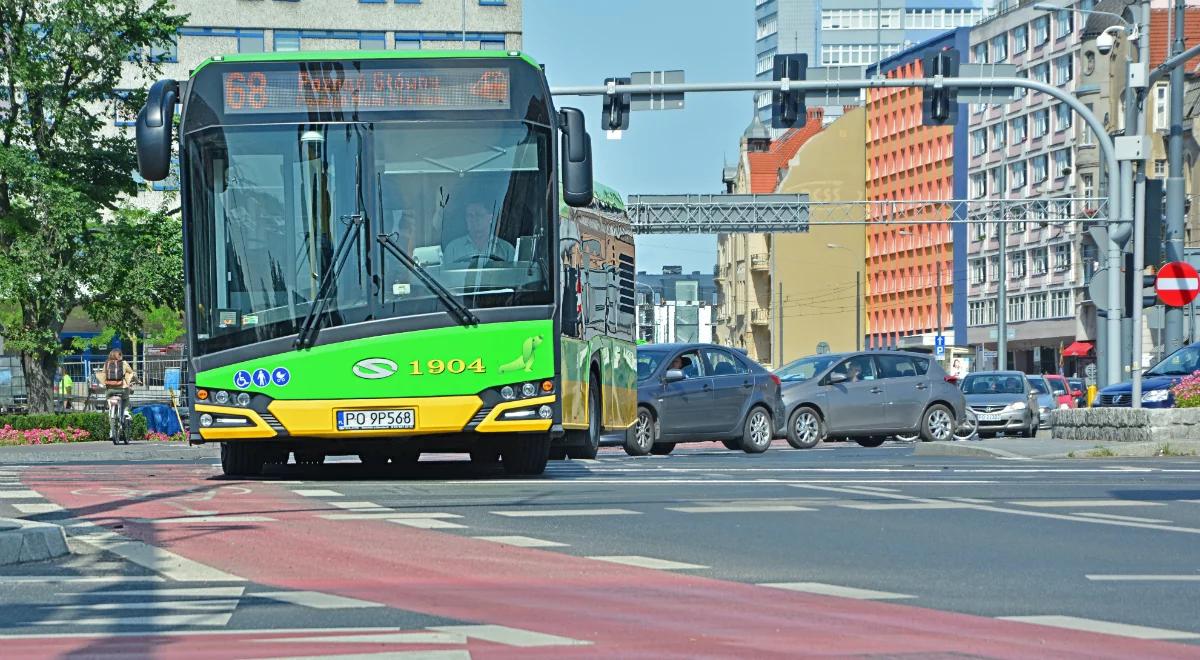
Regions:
[[953, 408, 979, 441]]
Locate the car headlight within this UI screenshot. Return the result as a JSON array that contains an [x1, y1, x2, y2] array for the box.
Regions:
[[1142, 389, 1170, 403], [1003, 401, 1027, 412], [1058, 403, 1070, 409]]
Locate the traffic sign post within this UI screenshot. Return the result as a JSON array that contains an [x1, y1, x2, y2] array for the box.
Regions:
[[1155, 261, 1199, 307], [934, 335, 946, 359]]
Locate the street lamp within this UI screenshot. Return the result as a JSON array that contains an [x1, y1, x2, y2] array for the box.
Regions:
[[826, 243, 861, 351]]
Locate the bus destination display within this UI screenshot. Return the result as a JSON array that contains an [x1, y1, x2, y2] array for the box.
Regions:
[[222, 66, 511, 114]]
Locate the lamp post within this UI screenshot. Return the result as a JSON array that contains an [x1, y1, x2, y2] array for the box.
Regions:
[[827, 243, 861, 351]]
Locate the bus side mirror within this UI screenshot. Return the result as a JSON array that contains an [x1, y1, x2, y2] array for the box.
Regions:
[[136, 79, 179, 181], [559, 107, 593, 208]]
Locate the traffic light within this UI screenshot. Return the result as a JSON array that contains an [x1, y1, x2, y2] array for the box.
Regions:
[[771, 54, 807, 129], [1143, 178, 1164, 268], [921, 48, 960, 126], [1124, 253, 1158, 315], [601, 77, 631, 131]]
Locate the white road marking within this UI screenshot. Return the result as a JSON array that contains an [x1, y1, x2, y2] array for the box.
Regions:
[[429, 624, 592, 647], [291, 489, 344, 497], [667, 505, 816, 513], [850, 486, 899, 493], [253, 591, 385, 609], [1000, 615, 1200, 640], [321, 512, 461, 521], [133, 515, 276, 524], [387, 518, 467, 529], [947, 498, 992, 504], [260, 652, 469, 660], [1011, 499, 1165, 508], [13, 502, 64, 514], [491, 508, 641, 517], [837, 501, 975, 511], [1075, 512, 1172, 524], [260, 632, 468, 645], [328, 501, 390, 510], [0, 490, 42, 499], [63, 587, 246, 597], [472, 535, 568, 548], [57, 599, 239, 612], [586, 555, 706, 570], [70, 525, 245, 582], [0, 576, 165, 584], [37, 613, 235, 627], [1086, 575, 1200, 582], [759, 582, 915, 600]]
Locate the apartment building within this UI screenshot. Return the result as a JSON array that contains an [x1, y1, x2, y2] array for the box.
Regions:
[[864, 28, 972, 351], [965, 1, 1084, 374], [754, 0, 986, 123], [636, 267, 719, 345]]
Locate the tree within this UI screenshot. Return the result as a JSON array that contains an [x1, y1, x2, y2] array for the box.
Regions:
[[0, 1, 186, 412]]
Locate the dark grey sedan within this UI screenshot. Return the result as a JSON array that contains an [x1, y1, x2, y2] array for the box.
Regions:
[[776, 351, 967, 448], [960, 371, 1039, 437], [629, 344, 785, 456]]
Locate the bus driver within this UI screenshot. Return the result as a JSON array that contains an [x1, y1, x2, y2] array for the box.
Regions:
[[443, 201, 515, 265]]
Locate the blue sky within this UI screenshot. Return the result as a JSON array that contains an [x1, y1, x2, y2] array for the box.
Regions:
[[523, 0, 755, 276]]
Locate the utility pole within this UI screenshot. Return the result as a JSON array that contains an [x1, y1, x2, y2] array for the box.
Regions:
[[855, 270, 862, 351], [1164, 0, 1187, 355], [937, 260, 943, 338], [998, 199, 1008, 371]]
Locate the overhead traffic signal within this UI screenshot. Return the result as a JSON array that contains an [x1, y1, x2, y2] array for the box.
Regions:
[[601, 77, 631, 131], [921, 48, 960, 126], [771, 54, 807, 129]]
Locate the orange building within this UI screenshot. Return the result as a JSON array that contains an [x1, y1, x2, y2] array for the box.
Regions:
[[864, 28, 971, 350]]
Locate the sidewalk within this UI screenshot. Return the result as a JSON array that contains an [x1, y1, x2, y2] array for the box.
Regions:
[[0, 440, 217, 464], [913, 437, 1200, 460]]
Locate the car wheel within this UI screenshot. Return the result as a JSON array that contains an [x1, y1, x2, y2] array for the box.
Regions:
[[786, 406, 825, 449], [741, 407, 772, 454], [624, 406, 656, 456], [650, 442, 675, 455], [919, 404, 954, 442], [721, 439, 741, 450], [855, 436, 886, 448], [567, 375, 602, 459]]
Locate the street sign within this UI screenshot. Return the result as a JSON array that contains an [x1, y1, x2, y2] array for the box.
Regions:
[[1086, 267, 1108, 304], [630, 70, 684, 111], [1156, 261, 1200, 307], [934, 335, 946, 358]]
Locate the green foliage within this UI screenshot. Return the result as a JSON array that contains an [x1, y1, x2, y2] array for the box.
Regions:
[[0, 412, 147, 441], [142, 305, 185, 347], [0, 1, 188, 412]]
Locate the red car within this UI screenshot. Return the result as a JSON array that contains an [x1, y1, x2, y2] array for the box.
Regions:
[[1042, 375, 1077, 409]]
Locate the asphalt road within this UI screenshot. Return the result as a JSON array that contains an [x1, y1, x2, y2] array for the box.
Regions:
[[2, 440, 1199, 658]]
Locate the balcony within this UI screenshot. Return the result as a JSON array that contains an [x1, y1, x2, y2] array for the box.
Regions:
[[750, 253, 769, 272], [751, 308, 770, 326]]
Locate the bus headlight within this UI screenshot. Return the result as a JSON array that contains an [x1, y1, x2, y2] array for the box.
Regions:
[[522, 382, 537, 398], [214, 390, 229, 405], [538, 405, 552, 419], [235, 392, 251, 407], [200, 414, 213, 428], [500, 386, 515, 400]]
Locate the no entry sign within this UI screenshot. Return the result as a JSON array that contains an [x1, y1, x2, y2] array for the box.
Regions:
[[1155, 261, 1200, 307]]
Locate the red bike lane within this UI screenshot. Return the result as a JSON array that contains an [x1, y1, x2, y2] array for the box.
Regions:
[[14, 463, 1200, 659]]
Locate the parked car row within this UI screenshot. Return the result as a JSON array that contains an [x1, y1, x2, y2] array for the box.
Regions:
[[629, 343, 970, 455]]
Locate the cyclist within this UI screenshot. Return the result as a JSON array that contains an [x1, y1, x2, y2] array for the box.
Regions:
[[99, 350, 137, 439]]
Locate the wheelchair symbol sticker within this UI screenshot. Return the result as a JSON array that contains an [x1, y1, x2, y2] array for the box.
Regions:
[[271, 367, 290, 386], [233, 370, 251, 389], [252, 369, 271, 387]]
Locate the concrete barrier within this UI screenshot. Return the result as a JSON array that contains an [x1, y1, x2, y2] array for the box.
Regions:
[[0, 518, 70, 565], [1052, 408, 1200, 443]]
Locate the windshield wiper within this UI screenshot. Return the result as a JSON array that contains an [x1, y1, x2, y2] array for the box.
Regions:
[[293, 214, 364, 350], [377, 233, 480, 327]]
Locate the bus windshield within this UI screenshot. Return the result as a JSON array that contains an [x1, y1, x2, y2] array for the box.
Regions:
[[186, 120, 552, 356]]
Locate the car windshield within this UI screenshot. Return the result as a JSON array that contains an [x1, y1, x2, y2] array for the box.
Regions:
[[1046, 379, 1067, 395], [1027, 377, 1050, 394], [637, 351, 667, 381], [775, 355, 840, 382], [961, 374, 1025, 395], [1144, 343, 1200, 377]]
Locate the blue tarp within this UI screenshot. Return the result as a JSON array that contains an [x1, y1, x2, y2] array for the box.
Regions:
[[131, 403, 182, 436]]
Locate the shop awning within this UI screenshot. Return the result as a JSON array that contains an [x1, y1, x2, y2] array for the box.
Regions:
[[1062, 341, 1094, 357]]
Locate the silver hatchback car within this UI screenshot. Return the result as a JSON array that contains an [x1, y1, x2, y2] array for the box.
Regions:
[[776, 351, 967, 448]]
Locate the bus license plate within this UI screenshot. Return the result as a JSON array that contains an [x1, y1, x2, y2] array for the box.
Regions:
[[337, 408, 416, 431]]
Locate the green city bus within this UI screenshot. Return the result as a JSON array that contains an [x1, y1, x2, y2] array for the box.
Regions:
[[135, 51, 636, 476]]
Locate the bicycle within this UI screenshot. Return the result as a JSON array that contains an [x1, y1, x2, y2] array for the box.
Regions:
[[895, 408, 979, 443], [106, 375, 141, 445]]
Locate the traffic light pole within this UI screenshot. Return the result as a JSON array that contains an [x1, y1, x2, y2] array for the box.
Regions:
[[553, 74, 1128, 386]]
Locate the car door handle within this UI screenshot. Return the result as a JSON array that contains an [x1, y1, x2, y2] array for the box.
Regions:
[[742, 380, 753, 389], [870, 387, 883, 394], [703, 383, 712, 391], [915, 383, 928, 390]]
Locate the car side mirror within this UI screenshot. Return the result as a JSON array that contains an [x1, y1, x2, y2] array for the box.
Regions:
[[827, 372, 848, 385], [663, 369, 685, 383]]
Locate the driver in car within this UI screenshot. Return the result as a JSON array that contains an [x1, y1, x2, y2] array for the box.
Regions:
[[443, 201, 515, 265]]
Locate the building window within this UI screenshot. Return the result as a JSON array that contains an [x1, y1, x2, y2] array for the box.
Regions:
[[971, 129, 987, 156], [1010, 115, 1027, 143], [110, 90, 136, 127], [1154, 84, 1169, 130], [990, 122, 1006, 150], [1009, 295, 1026, 322], [238, 31, 265, 52], [1031, 247, 1049, 275], [904, 8, 981, 29], [1031, 154, 1049, 184], [360, 0, 387, 3], [395, 31, 421, 49], [275, 31, 300, 51], [989, 167, 1003, 195], [1032, 109, 1050, 138], [991, 35, 1007, 62], [1010, 161, 1026, 188], [1032, 62, 1051, 84], [1012, 25, 1028, 54], [1081, 103, 1094, 145], [1082, 173, 1095, 198], [152, 158, 180, 192], [1009, 251, 1027, 279], [972, 42, 988, 64], [822, 9, 901, 30], [969, 300, 997, 326], [1028, 293, 1048, 319], [970, 172, 987, 199], [820, 44, 897, 66], [1053, 149, 1071, 179], [757, 49, 775, 74], [1050, 290, 1072, 317], [757, 15, 778, 39], [987, 255, 999, 281], [1155, 159, 1167, 176], [479, 0, 507, 5], [970, 259, 986, 284], [149, 35, 178, 63], [360, 32, 386, 49], [1053, 243, 1071, 271], [1033, 16, 1050, 46], [1054, 54, 1073, 84], [1055, 9, 1074, 39], [1054, 103, 1072, 131]]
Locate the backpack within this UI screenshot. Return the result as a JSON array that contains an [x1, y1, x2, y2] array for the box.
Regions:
[[103, 360, 125, 387]]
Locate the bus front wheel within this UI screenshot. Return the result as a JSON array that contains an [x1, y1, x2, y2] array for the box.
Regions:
[[502, 433, 551, 476], [221, 443, 265, 477]]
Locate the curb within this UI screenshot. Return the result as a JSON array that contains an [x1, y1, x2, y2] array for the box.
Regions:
[[914, 439, 1200, 460], [912, 442, 1028, 459], [0, 518, 70, 565]]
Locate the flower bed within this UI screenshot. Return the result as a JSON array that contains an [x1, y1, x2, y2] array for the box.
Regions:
[[1171, 371, 1200, 408], [0, 413, 148, 445]]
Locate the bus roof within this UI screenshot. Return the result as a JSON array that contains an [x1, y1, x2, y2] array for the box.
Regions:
[[191, 49, 541, 76]]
